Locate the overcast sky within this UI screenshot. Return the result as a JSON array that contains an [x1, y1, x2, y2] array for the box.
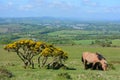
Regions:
[[0, 0, 120, 20]]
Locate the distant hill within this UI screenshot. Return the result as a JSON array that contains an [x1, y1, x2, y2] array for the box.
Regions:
[[0, 17, 120, 24], [0, 17, 75, 24]]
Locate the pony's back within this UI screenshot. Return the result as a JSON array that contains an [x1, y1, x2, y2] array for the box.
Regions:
[[96, 52, 106, 60], [82, 52, 99, 63]]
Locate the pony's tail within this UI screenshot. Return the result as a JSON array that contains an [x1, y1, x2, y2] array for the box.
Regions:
[[81, 56, 84, 63]]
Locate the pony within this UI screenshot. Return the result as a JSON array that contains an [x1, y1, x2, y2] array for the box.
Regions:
[[82, 52, 108, 71]]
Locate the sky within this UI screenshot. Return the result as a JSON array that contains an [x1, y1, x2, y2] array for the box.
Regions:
[[0, 0, 120, 21]]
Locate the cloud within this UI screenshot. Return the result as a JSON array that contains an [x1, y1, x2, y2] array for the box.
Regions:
[[7, 2, 13, 6], [82, 0, 99, 7], [18, 0, 49, 11], [104, 6, 120, 13], [49, 1, 83, 12], [83, 0, 89, 2], [0, 1, 14, 10], [49, 1, 74, 10], [19, 4, 34, 11], [28, 0, 48, 6], [18, 0, 79, 11]]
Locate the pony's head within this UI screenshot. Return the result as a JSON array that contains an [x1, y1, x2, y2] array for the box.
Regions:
[[100, 59, 108, 71]]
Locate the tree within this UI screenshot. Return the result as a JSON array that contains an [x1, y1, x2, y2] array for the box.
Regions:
[[38, 45, 68, 68], [94, 39, 112, 47], [4, 39, 68, 69], [4, 39, 46, 69]]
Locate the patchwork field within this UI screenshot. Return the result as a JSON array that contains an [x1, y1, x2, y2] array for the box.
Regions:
[[0, 45, 120, 80]]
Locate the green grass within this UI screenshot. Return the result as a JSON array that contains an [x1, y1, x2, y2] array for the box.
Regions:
[[49, 30, 101, 35], [112, 39, 120, 46], [74, 40, 93, 45], [74, 39, 120, 46], [0, 45, 120, 80], [48, 30, 101, 38]]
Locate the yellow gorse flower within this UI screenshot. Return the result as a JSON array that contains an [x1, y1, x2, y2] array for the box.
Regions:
[[4, 39, 68, 59], [29, 40, 35, 46], [41, 48, 53, 56], [36, 42, 43, 46], [24, 40, 30, 44], [63, 52, 68, 56]]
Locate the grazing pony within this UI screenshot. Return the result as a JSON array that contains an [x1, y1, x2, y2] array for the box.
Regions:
[[82, 52, 107, 71]]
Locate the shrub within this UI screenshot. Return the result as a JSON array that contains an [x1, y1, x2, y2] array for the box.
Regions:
[[57, 72, 72, 80], [107, 63, 116, 70], [0, 67, 13, 79]]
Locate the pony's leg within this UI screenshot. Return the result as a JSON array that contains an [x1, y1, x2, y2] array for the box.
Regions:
[[102, 65, 106, 71], [92, 62, 96, 70], [83, 59, 86, 69], [84, 60, 88, 69]]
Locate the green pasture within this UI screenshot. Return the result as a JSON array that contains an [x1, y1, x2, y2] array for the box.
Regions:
[[112, 39, 120, 46], [48, 30, 100, 37], [73, 40, 93, 45], [0, 45, 120, 80], [74, 39, 120, 46]]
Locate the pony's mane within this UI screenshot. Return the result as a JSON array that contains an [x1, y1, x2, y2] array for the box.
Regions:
[[96, 52, 106, 60]]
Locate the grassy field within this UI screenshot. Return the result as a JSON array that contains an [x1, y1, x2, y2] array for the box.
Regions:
[[74, 39, 120, 46], [0, 45, 120, 80]]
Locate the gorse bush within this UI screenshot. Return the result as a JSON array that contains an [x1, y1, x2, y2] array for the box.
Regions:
[[4, 39, 45, 69], [4, 39, 68, 69]]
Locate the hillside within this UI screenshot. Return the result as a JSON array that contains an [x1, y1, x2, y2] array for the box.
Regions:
[[0, 17, 120, 46]]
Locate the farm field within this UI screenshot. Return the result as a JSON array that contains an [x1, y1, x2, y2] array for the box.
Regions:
[[0, 45, 120, 80]]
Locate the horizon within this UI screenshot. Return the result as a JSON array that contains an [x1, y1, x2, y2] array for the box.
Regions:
[[0, 17, 120, 22], [0, 0, 120, 21]]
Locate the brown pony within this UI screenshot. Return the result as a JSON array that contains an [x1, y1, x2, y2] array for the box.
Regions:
[[82, 52, 107, 71]]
